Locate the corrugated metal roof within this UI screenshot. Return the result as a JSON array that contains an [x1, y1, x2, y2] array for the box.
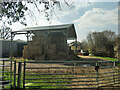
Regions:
[[12, 24, 77, 39]]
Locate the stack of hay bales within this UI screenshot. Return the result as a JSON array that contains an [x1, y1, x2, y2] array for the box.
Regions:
[[23, 31, 78, 60], [47, 44, 56, 59], [23, 31, 45, 60]]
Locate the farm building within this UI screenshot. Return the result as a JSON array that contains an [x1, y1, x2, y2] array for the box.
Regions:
[[11, 24, 77, 60], [69, 42, 81, 53], [0, 39, 27, 58]]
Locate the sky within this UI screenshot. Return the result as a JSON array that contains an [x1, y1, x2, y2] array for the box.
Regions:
[[0, 0, 119, 42]]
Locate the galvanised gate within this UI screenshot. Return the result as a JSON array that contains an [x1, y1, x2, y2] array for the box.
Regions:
[[0, 59, 120, 89], [22, 60, 120, 89], [0, 59, 12, 90]]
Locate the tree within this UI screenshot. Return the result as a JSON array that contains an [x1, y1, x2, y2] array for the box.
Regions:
[[0, 2, 28, 39], [0, 0, 73, 39], [80, 40, 88, 50], [87, 30, 116, 57], [114, 35, 120, 59], [0, 2, 28, 25]]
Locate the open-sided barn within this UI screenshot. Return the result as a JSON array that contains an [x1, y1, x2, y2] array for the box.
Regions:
[[11, 24, 78, 60]]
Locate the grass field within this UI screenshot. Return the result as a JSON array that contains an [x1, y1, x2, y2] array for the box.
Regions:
[[25, 74, 72, 89], [4, 72, 72, 89], [2, 58, 120, 89], [90, 56, 118, 61]]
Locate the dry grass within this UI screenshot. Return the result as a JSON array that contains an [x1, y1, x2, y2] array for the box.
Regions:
[[2, 60, 120, 89], [24, 63, 120, 88]]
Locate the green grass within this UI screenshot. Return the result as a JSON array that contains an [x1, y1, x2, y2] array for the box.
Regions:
[[3, 71, 72, 89], [90, 55, 118, 61], [25, 74, 72, 89], [89, 55, 120, 66]]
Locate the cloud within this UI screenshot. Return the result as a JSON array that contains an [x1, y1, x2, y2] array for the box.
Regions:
[[74, 8, 118, 30], [89, 0, 119, 2], [52, 0, 94, 18], [10, 1, 94, 31], [73, 7, 118, 41]]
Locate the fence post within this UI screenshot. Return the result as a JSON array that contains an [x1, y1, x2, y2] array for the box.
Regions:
[[95, 62, 99, 88], [14, 60, 16, 87], [113, 62, 116, 67], [10, 59, 12, 89], [74, 62, 76, 77], [23, 61, 26, 89], [118, 63, 120, 84], [17, 62, 22, 88], [2, 60, 5, 89]]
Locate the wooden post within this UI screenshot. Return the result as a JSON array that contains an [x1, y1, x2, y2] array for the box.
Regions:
[[10, 32, 15, 57], [14, 60, 16, 87], [63, 31, 68, 59], [26, 33, 29, 42], [10, 32, 13, 57], [42, 31, 49, 60], [75, 38, 77, 55], [17, 62, 22, 88]]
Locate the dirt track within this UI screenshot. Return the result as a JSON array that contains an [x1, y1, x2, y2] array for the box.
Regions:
[[79, 55, 108, 62]]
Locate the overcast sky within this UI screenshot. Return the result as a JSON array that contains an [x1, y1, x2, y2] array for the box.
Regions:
[[1, 0, 119, 42]]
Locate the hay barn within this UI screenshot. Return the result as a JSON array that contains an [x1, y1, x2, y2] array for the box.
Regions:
[[11, 24, 77, 60]]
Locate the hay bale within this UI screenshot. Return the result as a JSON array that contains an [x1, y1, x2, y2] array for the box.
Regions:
[[49, 44, 56, 49], [33, 35, 45, 41], [35, 55, 45, 60], [27, 41, 33, 45]]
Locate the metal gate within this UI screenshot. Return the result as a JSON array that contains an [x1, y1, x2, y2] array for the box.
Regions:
[[23, 60, 120, 89], [0, 58, 12, 89]]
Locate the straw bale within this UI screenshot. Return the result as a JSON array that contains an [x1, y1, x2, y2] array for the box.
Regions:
[[34, 55, 45, 60], [34, 37, 44, 41], [49, 44, 56, 49], [27, 41, 33, 45]]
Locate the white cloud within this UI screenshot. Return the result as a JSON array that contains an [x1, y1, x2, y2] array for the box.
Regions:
[[10, 0, 94, 32], [73, 7, 118, 41], [89, 0, 119, 2]]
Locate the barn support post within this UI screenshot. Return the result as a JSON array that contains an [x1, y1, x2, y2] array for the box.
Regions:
[[75, 38, 77, 55], [10, 32, 15, 57], [26, 32, 29, 42], [10, 32, 13, 58], [63, 30, 69, 59], [25, 31, 32, 42], [42, 31, 49, 59]]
